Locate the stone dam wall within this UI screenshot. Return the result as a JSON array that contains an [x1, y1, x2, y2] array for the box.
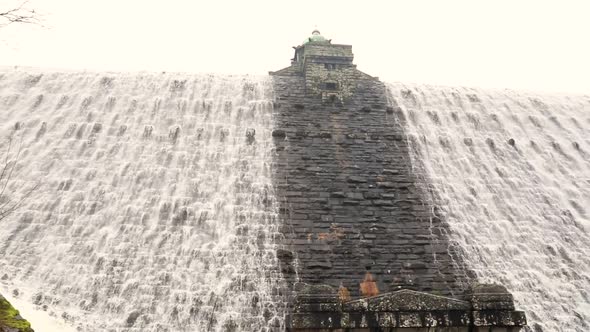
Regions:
[[270, 58, 528, 331], [0, 65, 531, 331], [270, 70, 472, 298]]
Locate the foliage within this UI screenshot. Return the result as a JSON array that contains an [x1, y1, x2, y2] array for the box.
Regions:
[[0, 295, 33, 332]]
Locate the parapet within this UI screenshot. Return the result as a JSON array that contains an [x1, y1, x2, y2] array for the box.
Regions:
[[288, 283, 526, 331]]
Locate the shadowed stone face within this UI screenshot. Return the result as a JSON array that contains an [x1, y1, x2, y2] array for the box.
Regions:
[[271, 34, 527, 331], [271, 38, 472, 298], [289, 284, 525, 330], [345, 289, 471, 312]]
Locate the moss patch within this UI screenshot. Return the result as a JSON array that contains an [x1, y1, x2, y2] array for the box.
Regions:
[[0, 294, 33, 332]]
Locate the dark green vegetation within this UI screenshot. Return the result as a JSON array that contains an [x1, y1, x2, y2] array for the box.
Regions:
[[0, 294, 33, 332]]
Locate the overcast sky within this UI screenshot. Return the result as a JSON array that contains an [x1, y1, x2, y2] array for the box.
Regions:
[[1, 0, 589, 94]]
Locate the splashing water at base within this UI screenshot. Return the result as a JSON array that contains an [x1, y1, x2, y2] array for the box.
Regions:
[[0, 69, 286, 331], [388, 83, 590, 332]]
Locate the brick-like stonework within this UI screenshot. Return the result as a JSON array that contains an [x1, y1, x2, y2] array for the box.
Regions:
[[270, 33, 527, 330], [288, 283, 526, 331], [270, 44, 472, 298]]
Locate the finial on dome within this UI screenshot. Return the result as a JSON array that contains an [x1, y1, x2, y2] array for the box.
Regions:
[[303, 28, 327, 45]]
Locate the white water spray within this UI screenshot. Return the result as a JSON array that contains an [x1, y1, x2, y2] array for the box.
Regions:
[[388, 82, 590, 332], [0, 69, 286, 331]]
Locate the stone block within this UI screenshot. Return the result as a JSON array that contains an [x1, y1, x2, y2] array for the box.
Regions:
[[472, 310, 527, 327], [467, 284, 516, 311]]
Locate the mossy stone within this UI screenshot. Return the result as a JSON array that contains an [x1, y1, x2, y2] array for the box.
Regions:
[[0, 294, 34, 332]]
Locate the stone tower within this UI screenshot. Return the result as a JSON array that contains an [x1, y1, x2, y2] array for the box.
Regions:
[[271, 30, 527, 331], [271, 29, 377, 104]]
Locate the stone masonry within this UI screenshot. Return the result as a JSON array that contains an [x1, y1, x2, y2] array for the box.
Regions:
[[289, 283, 526, 331], [269, 30, 526, 331], [270, 31, 472, 297]]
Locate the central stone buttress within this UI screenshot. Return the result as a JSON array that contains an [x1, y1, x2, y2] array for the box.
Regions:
[[269, 30, 527, 331]]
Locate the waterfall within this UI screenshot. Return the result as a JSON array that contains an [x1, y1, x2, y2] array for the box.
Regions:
[[0, 69, 286, 331], [388, 82, 590, 332]]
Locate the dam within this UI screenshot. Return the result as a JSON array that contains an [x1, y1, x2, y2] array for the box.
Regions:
[[0, 30, 588, 331]]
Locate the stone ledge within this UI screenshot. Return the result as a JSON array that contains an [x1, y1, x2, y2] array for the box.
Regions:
[[288, 283, 527, 331], [343, 290, 471, 312]]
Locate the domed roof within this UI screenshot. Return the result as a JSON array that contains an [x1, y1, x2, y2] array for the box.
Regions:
[[303, 29, 327, 45]]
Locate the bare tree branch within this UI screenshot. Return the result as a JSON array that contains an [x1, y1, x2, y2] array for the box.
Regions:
[[0, 134, 22, 200], [0, 1, 41, 28], [0, 136, 14, 191], [0, 181, 40, 220], [0, 130, 38, 222]]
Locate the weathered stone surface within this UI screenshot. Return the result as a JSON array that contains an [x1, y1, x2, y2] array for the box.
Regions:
[[271, 35, 471, 298], [272, 129, 287, 138], [472, 310, 527, 327], [294, 283, 340, 305], [273, 33, 527, 331], [289, 287, 525, 331], [467, 283, 516, 311], [344, 289, 470, 312]]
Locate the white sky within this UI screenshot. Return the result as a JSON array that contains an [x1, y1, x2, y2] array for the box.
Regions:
[[1, 0, 589, 94]]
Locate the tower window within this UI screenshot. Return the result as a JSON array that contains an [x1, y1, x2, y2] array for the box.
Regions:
[[325, 82, 338, 90], [324, 63, 338, 70]]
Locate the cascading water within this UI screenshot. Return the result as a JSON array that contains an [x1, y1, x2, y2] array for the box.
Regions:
[[388, 82, 590, 332], [0, 69, 286, 331]]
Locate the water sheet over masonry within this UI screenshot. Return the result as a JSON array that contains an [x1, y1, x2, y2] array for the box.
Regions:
[[0, 30, 588, 332]]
